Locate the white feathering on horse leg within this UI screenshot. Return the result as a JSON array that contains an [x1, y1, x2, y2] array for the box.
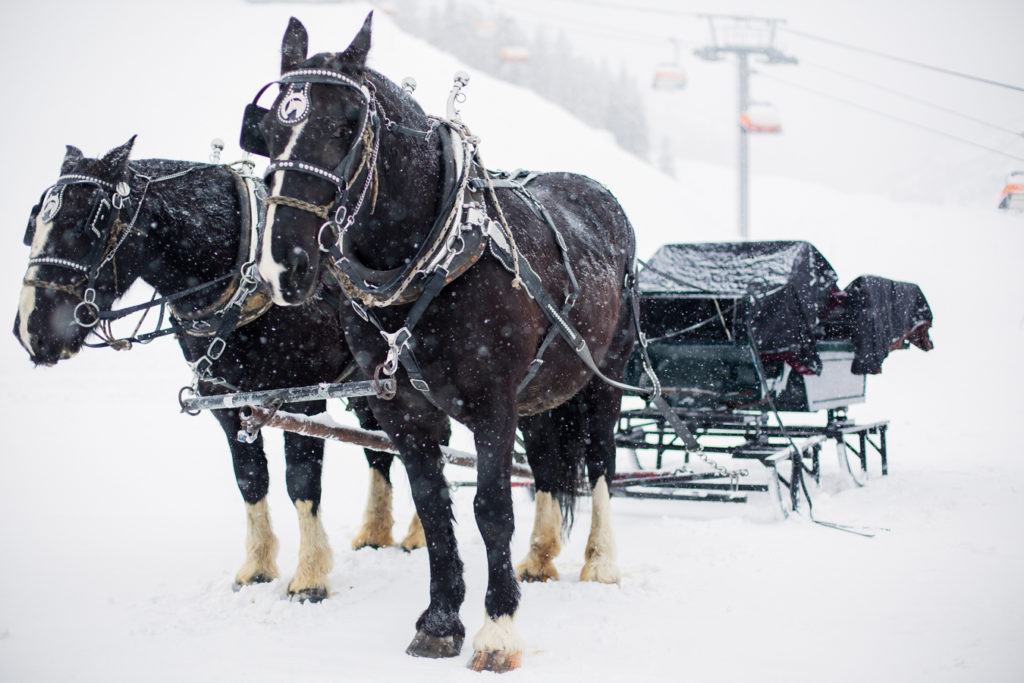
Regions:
[[288, 500, 333, 598], [580, 476, 621, 584], [469, 612, 524, 671], [235, 498, 280, 585], [400, 512, 426, 551], [351, 468, 395, 549], [515, 490, 562, 581]]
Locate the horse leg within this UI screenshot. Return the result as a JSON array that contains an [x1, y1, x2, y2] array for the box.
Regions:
[[212, 408, 279, 588], [352, 454, 396, 549], [282, 399, 333, 602], [348, 396, 428, 551], [376, 398, 465, 659], [515, 407, 584, 582], [467, 408, 524, 672], [401, 417, 450, 552], [350, 396, 396, 549], [400, 510, 427, 552], [578, 379, 625, 585]]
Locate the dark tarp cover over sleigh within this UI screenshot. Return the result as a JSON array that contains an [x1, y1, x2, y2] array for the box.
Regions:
[[638, 241, 841, 375], [636, 241, 934, 385], [822, 275, 933, 374]]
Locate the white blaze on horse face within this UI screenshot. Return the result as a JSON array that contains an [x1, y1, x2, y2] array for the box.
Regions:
[[17, 213, 56, 354], [259, 118, 308, 305]]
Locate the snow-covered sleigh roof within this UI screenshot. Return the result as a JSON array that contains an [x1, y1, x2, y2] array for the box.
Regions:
[[636, 241, 933, 376]]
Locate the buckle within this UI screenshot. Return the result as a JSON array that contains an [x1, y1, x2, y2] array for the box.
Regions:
[[206, 337, 227, 360], [380, 327, 412, 376], [349, 298, 369, 322]]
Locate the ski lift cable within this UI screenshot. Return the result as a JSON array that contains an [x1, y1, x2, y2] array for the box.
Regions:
[[802, 59, 1024, 139], [780, 27, 1024, 94], [514, 7, 696, 48], [757, 70, 1024, 163], [540, 0, 704, 18], [513, 13, 685, 47]]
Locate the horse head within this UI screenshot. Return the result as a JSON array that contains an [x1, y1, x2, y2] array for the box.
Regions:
[[15, 137, 144, 365], [253, 14, 376, 305]]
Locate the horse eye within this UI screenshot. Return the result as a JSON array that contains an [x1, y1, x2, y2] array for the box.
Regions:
[[330, 127, 346, 140]]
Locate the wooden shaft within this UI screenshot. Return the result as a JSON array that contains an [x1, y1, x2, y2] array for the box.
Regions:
[[242, 407, 534, 479]]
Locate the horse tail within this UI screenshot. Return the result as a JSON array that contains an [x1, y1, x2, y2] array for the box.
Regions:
[[550, 397, 593, 534]]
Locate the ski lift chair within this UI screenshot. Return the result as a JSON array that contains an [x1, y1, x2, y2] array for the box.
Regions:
[[499, 45, 530, 62], [740, 102, 782, 133], [652, 64, 688, 90], [998, 171, 1024, 210]]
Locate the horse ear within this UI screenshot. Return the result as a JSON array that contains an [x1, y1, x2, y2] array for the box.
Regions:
[[338, 12, 372, 69], [281, 17, 309, 73], [61, 145, 84, 173], [100, 135, 136, 174]]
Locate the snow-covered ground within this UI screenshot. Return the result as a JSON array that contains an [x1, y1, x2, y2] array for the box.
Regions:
[[1, 1, 1023, 681]]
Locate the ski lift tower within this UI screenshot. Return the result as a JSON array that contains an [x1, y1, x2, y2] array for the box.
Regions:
[[695, 14, 797, 239]]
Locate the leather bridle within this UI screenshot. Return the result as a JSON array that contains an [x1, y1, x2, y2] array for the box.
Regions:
[[24, 173, 132, 328], [241, 68, 381, 252]]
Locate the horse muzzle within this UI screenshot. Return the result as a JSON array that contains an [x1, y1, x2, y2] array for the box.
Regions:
[[261, 243, 317, 306]]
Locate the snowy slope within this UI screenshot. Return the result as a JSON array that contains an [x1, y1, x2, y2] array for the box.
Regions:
[[1, 1, 1023, 682], [502, 0, 1024, 210]]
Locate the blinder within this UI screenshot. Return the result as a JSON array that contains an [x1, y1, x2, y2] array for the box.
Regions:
[[238, 80, 278, 158], [240, 69, 375, 185], [240, 102, 271, 157], [23, 201, 41, 247]]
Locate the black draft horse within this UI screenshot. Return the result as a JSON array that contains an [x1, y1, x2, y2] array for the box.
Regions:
[[14, 138, 430, 601], [253, 16, 636, 671]]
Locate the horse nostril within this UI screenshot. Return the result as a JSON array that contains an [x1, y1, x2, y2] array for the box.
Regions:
[[286, 246, 311, 291]]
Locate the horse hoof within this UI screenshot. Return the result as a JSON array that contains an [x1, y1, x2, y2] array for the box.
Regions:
[[351, 530, 395, 550], [580, 562, 621, 585], [232, 573, 274, 591], [515, 561, 559, 583], [288, 586, 329, 603], [467, 649, 523, 673], [406, 630, 464, 658], [400, 537, 425, 553], [400, 517, 426, 552]]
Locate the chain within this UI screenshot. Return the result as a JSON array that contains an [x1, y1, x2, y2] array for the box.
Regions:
[[184, 259, 260, 394], [688, 441, 748, 488]]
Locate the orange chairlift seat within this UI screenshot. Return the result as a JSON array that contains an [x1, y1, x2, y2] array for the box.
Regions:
[[740, 102, 782, 133], [998, 171, 1024, 210], [499, 45, 530, 62]]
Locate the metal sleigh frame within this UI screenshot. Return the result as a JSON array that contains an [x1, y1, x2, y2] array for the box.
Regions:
[[179, 327, 892, 520], [180, 241, 903, 518], [178, 351, 890, 519]]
